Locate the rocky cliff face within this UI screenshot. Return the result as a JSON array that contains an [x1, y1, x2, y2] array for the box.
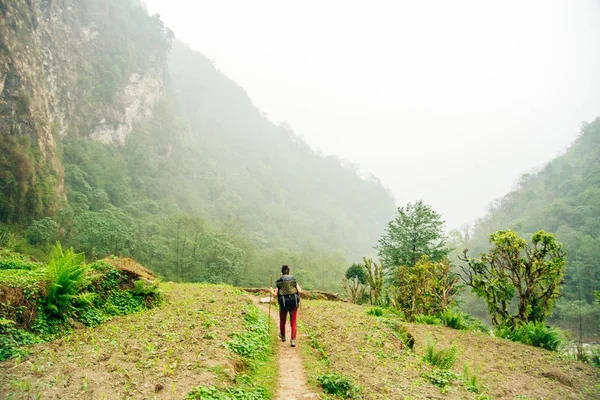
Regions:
[[0, 0, 170, 222]]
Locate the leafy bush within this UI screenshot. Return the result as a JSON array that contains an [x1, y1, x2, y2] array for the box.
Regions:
[[44, 242, 88, 315], [496, 322, 564, 351], [0, 318, 42, 360], [590, 346, 600, 368], [439, 309, 491, 334], [423, 335, 457, 369], [0, 249, 39, 270], [367, 307, 384, 317], [440, 309, 465, 329], [414, 314, 441, 325], [316, 372, 361, 398]]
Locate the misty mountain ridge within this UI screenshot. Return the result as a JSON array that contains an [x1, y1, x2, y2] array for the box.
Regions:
[[0, 0, 395, 287]]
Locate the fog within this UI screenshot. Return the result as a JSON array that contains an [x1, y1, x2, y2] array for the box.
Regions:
[[143, 0, 600, 230]]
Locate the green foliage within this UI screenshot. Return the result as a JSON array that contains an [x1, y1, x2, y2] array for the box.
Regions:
[[460, 313, 491, 334], [346, 263, 367, 284], [495, 322, 564, 351], [423, 335, 457, 369], [590, 346, 600, 368], [0, 249, 39, 270], [392, 256, 461, 320], [186, 384, 268, 400], [414, 314, 441, 325], [0, 223, 15, 247], [25, 217, 59, 246], [461, 364, 483, 393], [377, 200, 449, 269], [466, 120, 600, 321], [0, 135, 59, 225], [225, 306, 271, 361], [425, 368, 458, 390], [363, 258, 384, 305], [440, 308, 466, 330], [316, 372, 362, 398], [0, 250, 163, 359], [44, 242, 88, 315], [0, 318, 43, 360], [460, 230, 566, 328], [366, 307, 384, 317]]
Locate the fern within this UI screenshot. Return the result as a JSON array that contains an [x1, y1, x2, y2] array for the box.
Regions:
[[44, 242, 89, 315]]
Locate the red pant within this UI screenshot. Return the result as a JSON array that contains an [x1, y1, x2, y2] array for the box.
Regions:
[[279, 307, 298, 340]]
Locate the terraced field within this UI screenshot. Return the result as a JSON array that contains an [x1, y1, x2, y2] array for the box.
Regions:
[[298, 300, 600, 400]]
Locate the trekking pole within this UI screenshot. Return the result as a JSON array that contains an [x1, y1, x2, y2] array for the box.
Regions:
[[268, 275, 273, 334]]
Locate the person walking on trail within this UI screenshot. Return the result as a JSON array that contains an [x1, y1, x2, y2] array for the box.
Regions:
[[270, 265, 302, 347]]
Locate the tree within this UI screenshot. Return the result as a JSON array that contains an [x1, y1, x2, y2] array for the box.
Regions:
[[459, 230, 566, 328], [391, 256, 461, 320], [342, 263, 367, 303], [363, 258, 384, 305], [377, 200, 449, 270], [26, 217, 59, 246]]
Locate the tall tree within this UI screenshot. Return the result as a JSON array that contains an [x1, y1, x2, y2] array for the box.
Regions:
[[377, 200, 449, 269]]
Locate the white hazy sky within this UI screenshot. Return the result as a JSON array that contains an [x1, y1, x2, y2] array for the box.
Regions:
[[144, 0, 600, 230]]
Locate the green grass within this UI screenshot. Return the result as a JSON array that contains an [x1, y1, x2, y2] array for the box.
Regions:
[[366, 307, 384, 317], [188, 300, 277, 399], [423, 334, 457, 369]]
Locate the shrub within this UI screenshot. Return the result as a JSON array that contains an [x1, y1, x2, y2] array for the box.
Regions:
[[495, 322, 564, 351], [415, 314, 441, 325], [590, 346, 600, 368], [461, 364, 483, 393], [317, 372, 361, 398], [461, 313, 491, 334], [423, 334, 457, 369], [440, 309, 466, 329], [367, 307, 384, 317], [44, 242, 89, 315]]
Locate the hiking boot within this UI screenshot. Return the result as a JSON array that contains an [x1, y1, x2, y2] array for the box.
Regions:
[[290, 339, 296, 347], [279, 333, 286, 342]]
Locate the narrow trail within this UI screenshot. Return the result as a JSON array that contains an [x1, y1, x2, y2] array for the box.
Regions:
[[252, 296, 319, 400]]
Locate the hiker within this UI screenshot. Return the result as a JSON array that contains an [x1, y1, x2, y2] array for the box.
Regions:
[[270, 265, 302, 347]]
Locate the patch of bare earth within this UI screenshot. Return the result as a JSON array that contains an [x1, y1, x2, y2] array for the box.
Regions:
[[0, 283, 251, 399], [299, 300, 600, 400]]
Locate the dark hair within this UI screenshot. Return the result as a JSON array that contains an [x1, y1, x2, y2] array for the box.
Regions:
[[281, 265, 290, 275]]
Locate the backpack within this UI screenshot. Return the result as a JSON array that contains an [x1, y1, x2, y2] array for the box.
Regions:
[[277, 275, 299, 311]]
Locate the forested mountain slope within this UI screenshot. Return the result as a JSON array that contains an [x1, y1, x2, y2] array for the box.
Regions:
[[467, 120, 600, 318], [0, 0, 395, 289]]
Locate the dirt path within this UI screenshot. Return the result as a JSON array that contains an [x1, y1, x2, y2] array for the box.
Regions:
[[252, 297, 319, 400]]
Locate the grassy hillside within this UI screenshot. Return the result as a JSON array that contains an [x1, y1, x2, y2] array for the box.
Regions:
[[0, 284, 278, 399], [299, 300, 600, 399], [1, 0, 396, 291]]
